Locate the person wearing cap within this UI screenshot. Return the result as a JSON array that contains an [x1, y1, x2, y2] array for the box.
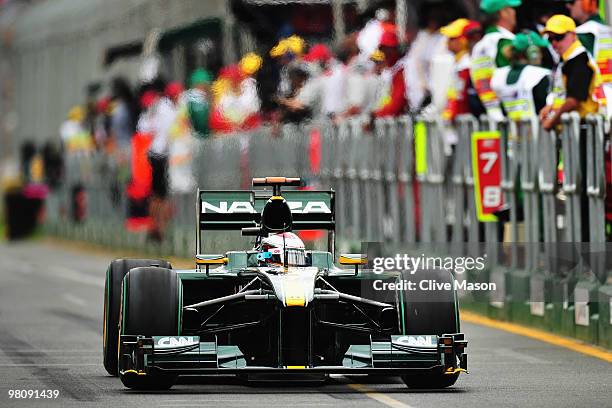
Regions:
[[165, 82, 184, 105], [277, 65, 313, 124], [210, 64, 261, 133], [568, 1, 612, 238], [491, 31, 552, 123], [280, 43, 335, 120], [540, 14, 600, 129], [464, 20, 484, 53], [164, 81, 187, 138], [373, 26, 407, 117], [185, 68, 212, 138], [363, 50, 387, 117], [321, 43, 349, 118], [164, 80, 198, 195], [92, 97, 111, 150], [270, 35, 306, 101], [60, 106, 93, 155], [356, 8, 396, 58], [567, 0, 612, 116], [270, 35, 305, 60], [239, 52, 264, 123], [568, 0, 608, 55], [440, 19, 475, 122], [240, 53, 263, 90], [541, 14, 601, 242], [470, 0, 521, 120]]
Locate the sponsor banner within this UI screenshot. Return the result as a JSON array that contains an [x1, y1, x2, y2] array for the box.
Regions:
[[200, 191, 332, 214], [392, 335, 438, 348], [198, 190, 335, 231], [154, 336, 200, 349]]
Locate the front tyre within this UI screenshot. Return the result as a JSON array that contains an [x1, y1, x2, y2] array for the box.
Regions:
[[400, 268, 461, 389], [103, 259, 171, 376], [118, 266, 181, 390]]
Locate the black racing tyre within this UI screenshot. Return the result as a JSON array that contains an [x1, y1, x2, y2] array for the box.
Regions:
[[400, 268, 459, 335], [103, 259, 171, 376], [119, 266, 180, 390], [399, 268, 460, 389]]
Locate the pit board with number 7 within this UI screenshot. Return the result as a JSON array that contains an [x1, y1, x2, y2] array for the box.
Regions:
[[471, 131, 505, 222]]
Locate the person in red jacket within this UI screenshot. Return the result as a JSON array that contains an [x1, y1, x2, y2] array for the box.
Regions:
[[440, 19, 478, 121], [373, 27, 407, 117]]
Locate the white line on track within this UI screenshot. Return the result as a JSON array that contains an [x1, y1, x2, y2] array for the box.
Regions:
[[346, 383, 415, 408], [335, 376, 415, 408]]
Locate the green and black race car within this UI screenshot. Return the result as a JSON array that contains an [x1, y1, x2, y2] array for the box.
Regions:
[[102, 177, 467, 390]]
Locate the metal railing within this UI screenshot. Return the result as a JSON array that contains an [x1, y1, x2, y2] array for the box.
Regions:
[[46, 114, 611, 282], [49, 115, 607, 270], [43, 112, 612, 347]]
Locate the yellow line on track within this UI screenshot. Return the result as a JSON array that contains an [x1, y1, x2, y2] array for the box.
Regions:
[[346, 383, 414, 408], [461, 310, 612, 363]]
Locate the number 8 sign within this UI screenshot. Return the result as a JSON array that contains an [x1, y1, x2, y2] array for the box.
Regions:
[[471, 131, 505, 222]]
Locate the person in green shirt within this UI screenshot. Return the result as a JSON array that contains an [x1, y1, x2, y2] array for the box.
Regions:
[[491, 31, 552, 121], [186, 68, 213, 138], [470, 0, 521, 119], [567, 0, 604, 55], [480, 0, 521, 66]]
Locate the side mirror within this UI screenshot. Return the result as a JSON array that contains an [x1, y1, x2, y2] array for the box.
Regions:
[[338, 254, 367, 275], [195, 254, 228, 275]]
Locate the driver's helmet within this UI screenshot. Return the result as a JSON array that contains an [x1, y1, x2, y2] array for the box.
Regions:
[[256, 232, 306, 266]]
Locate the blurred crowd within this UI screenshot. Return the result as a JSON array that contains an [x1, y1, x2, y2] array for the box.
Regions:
[[50, 0, 612, 241]]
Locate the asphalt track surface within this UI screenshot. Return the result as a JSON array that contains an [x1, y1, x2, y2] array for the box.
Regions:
[[0, 241, 610, 408]]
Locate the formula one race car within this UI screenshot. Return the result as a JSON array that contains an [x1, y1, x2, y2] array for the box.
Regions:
[[102, 177, 467, 390]]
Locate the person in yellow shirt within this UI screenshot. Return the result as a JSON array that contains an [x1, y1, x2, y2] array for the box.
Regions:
[[540, 14, 601, 243], [567, 0, 612, 116], [540, 14, 600, 130]]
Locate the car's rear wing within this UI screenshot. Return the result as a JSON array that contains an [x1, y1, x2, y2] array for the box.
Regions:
[[196, 189, 335, 253], [198, 190, 335, 230]]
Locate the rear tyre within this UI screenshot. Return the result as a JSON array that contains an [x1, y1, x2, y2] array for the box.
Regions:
[[119, 266, 180, 390], [399, 268, 460, 389], [103, 259, 171, 376]]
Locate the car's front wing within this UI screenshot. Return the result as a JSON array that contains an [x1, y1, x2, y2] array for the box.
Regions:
[[119, 333, 467, 377]]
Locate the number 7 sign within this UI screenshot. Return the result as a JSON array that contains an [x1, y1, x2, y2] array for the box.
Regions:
[[471, 131, 505, 222]]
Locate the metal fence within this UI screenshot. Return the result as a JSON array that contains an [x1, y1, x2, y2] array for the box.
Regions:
[[45, 114, 610, 273], [43, 112, 612, 347]]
